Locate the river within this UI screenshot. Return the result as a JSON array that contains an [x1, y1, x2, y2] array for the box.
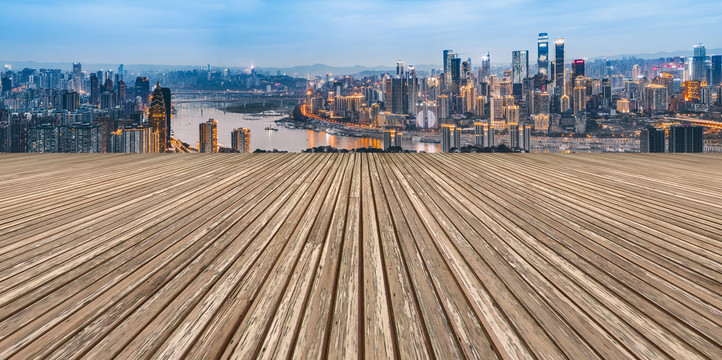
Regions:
[[171, 102, 441, 153]]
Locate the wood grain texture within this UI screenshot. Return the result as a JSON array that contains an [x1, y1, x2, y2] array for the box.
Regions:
[[0, 153, 720, 360]]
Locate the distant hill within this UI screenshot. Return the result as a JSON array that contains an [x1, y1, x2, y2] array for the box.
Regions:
[[599, 48, 722, 60]]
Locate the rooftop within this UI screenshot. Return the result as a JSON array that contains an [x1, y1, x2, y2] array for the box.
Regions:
[[0, 153, 721, 359]]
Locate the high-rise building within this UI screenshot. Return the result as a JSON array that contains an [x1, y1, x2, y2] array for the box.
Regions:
[[711, 55, 722, 87], [669, 125, 703, 153], [451, 57, 461, 94], [644, 84, 668, 114], [508, 123, 520, 148], [617, 98, 630, 113], [512, 50, 529, 97], [148, 82, 167, 152], [571, 59, 585, 78], [573, 86, 586, 115], [538, 33, 549, 76], [554, 39, 565, 91], [519, 125, 531, 152], [443, 50, 455, 90], [72, 62, 82, 93], [717, 85, 722, 106], [692, 44, 707, 82], [161, 86, 172, 147], [480, 53, 491, 80], [118, 64, 124, 81], [640, 127, 665, 153], [534, 114, 550, 133], [699, 85, 712, 106], [438, 124, 456, 152], [231, 128, 251, 153], [199, 119, 218, 153], [135, 77, 150, 104], [396, 60, 405, 78], [474, 122, 485, 146], [383, 129, 396, 151], [632, 64, 642, 80], [490, 97, 505, 129], [483, 123, 494, 147], [117, 80, 126, 104], [90, 74, 100, 105]]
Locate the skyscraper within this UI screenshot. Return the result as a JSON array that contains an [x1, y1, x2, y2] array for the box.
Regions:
[[161, 87, 172, 147], [538, 33, 549, 76], [90, 74, 100, 105], [443, 50, 455, 90], [520, 125, 531, 152], [118, 64, 124, 81], [512, 50, 529, 96], [72, 62, 82, 93], [199, 119, 218, 153], [571, 59, 585, 78], [451, 57, 461, 94], [149, 82, 167, 152], [135, 77, 150, 105], [711, 55, 721, 87], [396, 60, 405, 78], [231, 128, 251, 153], [692, 44, 707, 82], [669, 125, 703, 153], [640, 127, 665, 153], [441, 124, 456, 152], [480, 53, 491, 80], [555, 39, 565, 92]]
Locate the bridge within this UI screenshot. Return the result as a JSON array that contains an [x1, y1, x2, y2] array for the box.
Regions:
[[664, 116, 722, 129]]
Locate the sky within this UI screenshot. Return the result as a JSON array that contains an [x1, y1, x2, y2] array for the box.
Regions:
[[1, 0, 721, 68]]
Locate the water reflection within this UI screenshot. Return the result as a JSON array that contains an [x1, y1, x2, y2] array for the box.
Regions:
[[172, 102, 441, 153]]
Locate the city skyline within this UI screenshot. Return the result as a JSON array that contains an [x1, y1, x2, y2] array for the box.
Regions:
[[3, 0, 722, 68]]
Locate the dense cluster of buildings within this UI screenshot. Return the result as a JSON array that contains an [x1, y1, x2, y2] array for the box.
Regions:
[[640, 125, 704, 153], [303, 38, 720, 152], [0, 63, 174, 153]]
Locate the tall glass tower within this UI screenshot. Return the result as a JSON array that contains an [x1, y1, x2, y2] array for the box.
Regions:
[[538, 33, 549, 76], [554, 38, 565, 91], [443, 50, 455, 90], [692, 44, 707, 82]]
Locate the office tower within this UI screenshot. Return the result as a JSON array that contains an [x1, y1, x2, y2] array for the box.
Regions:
[[1, 77, 10, 93], [571, 59, 585, 78], [135, 77, 150, 104], [394, 132, 403, 148], [512, 50, 529, 96], [72, 62, 82, 92], [441, 124, 452, 152], [231, 128, 251, 153], [692, 44, 707, 82], [632, 64, 642, 80], [640, 127, 665, 153], [538, 33, 549, 76], [149, 82, 167, 152], [199, 119, 218, 153], [396, 60, 405, 78], [573, 86, 586, 115], [560, 94, 570, 112], [669, 125, 703, 153], [451, 57, 461, 94], [508, 123, 519, 148], [554, 39, 565, 91], [520, 125, 531, 152], [387, 78, 408, 114], [717, 85, 722, 106], [407, 67, 417, 115], [480, 53, 491, 80], [711, 55, 722, 87], [461, 60, 471, 80], [474, 122, 485, 146], [443, 50, 455, 90], [118, 64, 124, 81], [532, 91, 550, 114], [90, 74, 100, 105], [474, 96, 485, 116]]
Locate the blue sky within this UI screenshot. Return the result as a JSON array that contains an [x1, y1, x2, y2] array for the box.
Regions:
[[2, 0, 720, 67]]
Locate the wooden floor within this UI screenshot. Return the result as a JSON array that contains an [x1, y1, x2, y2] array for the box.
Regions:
[[0, 153, 720, 360]]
